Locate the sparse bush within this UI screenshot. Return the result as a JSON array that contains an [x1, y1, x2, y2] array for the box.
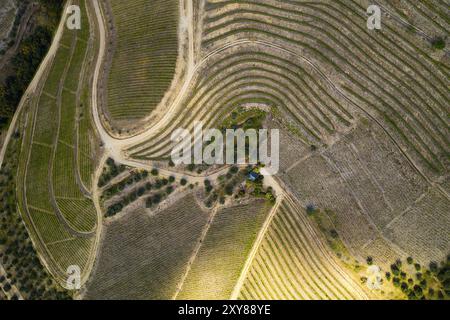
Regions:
[[329, 229, 339, 239], [137, 187, 145, 197], [413, 285, 423, 298], [154, 180, 162, 189], [431, 37, 445, 50], [306, 204, 316, 215], [225, 184, 234, 196], [229, 166, 239, 174], [391, 264, 400, 276], [429, 261, 438, 273], [146, 197, 153, 208], [152, 194, 162, 204]]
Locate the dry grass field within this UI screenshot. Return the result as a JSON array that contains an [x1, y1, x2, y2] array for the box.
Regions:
[[282, 119, 449, 268], [238, 197, 368, 300], [14, 0, 98, 286]]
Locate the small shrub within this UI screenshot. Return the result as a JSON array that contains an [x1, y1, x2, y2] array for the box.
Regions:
[[329, 229, 338, 239], [152, 194, 162, 204], [431, 37, 445, 50], [306, 204, 316, 215], [137, 187, 145, 196], [229, 166, 239, 174]]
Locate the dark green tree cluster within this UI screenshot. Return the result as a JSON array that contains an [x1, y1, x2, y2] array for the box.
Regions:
[[145, 178, 177, 209], [102, 170, 149, 199], [0, 0, 63, 129], [432, 256, 450, 298], [106, 176, 177, 216], [97, 158, 127, 187], [245, 167, 276, 204], [203, 165, 275, 208], [387, 256, 449, 300]]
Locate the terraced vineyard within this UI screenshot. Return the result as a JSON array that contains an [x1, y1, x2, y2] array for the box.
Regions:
[[127, 0, 449, 179], [103, 0, 179, 124], [15, 0, 99, 286], [1, 0, 448, 301], [85, 194, 209, 300], [237, 197, 368, 300], [177, 199, 271, 299]]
